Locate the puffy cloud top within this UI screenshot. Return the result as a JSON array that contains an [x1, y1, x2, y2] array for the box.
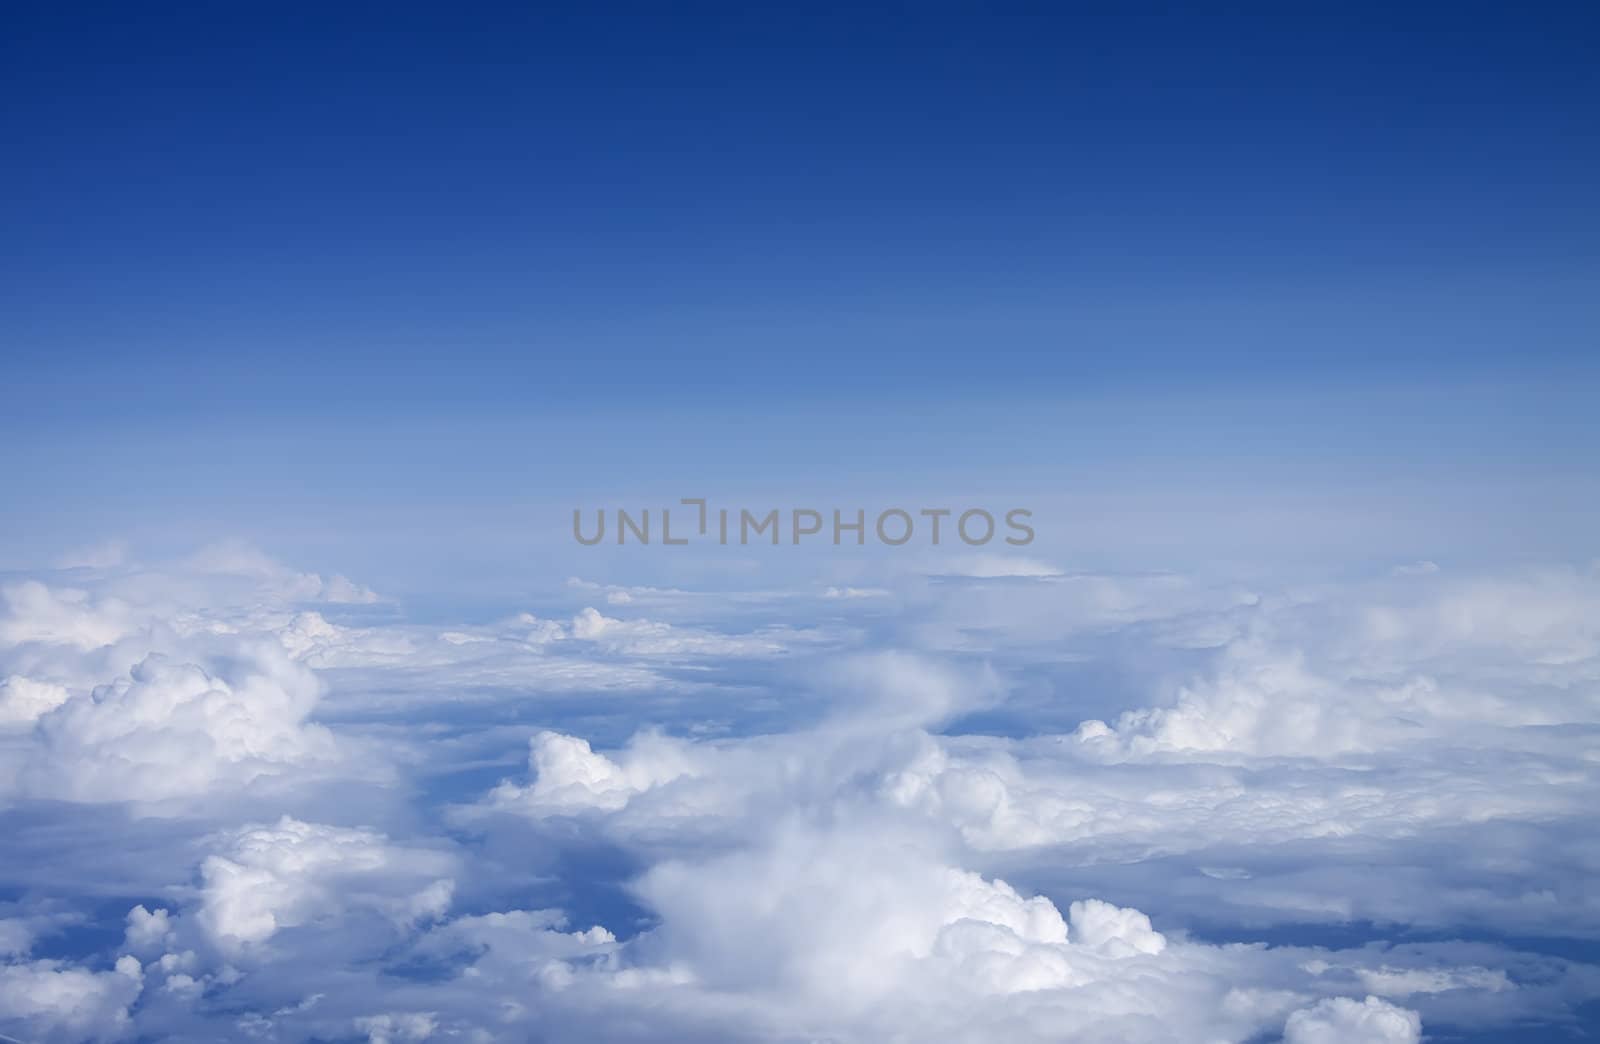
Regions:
[[200, 816, 455, 953], [23, 648, 338, 803], [1284, 995, 1423, 1044]]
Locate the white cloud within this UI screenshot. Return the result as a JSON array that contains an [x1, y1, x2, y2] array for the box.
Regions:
[[486, 730, 697, 815], [570, 819, 1430, 1043], [0, 550, 1597, 1040], [0, 582, 134, 650], [631, 825, 1076, 1001], [1283, 995, 1422, 1044], [199, 816, 456, 954], [0, 957, 142, 1043], [1066, 899, 1166, 957], [567, 606, 813, 657], [21, 646, 340, 804], [0, 675, 71, 726], [1356, 964, 1513, 997], [123, 905, 176, 957]]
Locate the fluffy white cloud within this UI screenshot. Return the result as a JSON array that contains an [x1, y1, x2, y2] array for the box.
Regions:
[[21, 647, 340, 803], [486, 730, 698, 815], [0, 674, 70, 725], [0, 581, 134, 650], [1, 551, 1598, 1041], [199, 816, 456, 953], [0, 957, 142, 1043], [433, 816, 1440, 1043], [123, 905, 176, 957], [1283, 995, 1422, 1044], [1066, 898, 1166, 957], [633, 826, 1074, 1000]]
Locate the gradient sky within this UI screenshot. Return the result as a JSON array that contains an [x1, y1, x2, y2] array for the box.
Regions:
[[5, 4, 1598, 588], [5, 10, 1600, 1043]]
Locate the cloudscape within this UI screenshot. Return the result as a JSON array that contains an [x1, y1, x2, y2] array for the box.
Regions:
[[3, 6, 1599, 1043]]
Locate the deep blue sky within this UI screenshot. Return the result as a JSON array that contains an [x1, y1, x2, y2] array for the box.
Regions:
[[3, 5, 1597, 581]]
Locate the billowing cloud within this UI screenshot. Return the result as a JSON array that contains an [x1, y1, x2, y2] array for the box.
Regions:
[[0, 946, 142, 1044], [0, 581, 134, 651], [1, 549, 1598, 1040], [1283, 995, 1422, 1044], [199, 816, 456, 953], [0, 674, 70, 726], [485, 730, 698, 815], [21, 647, 340, 804]]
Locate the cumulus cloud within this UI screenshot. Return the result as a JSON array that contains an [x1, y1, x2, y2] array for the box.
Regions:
[[445, 815, 1440, 1043], [1071, 640, 1383, 758], [123, 905, 176, 957], [0, 957, 142, 1043], [0, 674, 71, 726], [21, 646, 340, 804], [198, 817, 455, 955], [486, 730, 698, 815], [1283, 995, 1422, 1044], [630, 825, 1077, 1003], [2, 549, 1598, 1040], [0, 581, 134, 650], [1066, 898, 1166, 957]]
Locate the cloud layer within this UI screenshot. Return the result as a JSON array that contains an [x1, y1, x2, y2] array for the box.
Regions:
[[1, 545, 1597, 1041]]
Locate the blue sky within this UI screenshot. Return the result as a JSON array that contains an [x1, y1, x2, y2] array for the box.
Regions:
[[3, 9, 1600, 1043], [6, 5, 1599, 592]]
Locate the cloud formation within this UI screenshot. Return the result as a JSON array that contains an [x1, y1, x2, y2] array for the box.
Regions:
[[21, 648, 339, 804], [0, 547, 1597, 1040]]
